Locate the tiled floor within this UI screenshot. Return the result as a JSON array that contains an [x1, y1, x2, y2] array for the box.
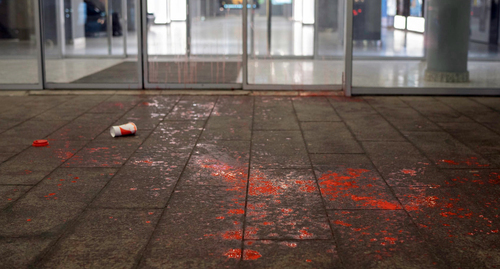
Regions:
[[1, 94, 500, 268]]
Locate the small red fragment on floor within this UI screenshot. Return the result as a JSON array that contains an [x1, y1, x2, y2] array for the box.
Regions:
[[148, 212, 154, 215], [243, 250, 262, 260], [224, 249, 241, 259], [306, 259, 312, 262], [216, 216, 225, 220], [26, 219, 31, 222], [146, 221, 151, 224], [74, 177, 79, 180], [130, 188, 137, 191], [48, 193, 56, 196], [32, 140, 49, 147], [262, 222, 274, 226]]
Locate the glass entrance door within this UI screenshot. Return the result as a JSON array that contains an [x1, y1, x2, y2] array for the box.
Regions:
[[144, 0, 243, 88], [0, 0, 43, 89], [244, 0, 345, 88], [41, 0, 141, 88]]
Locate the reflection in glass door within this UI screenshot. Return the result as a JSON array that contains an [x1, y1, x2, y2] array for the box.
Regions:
[[144, 0, 242, 88], [0, 0, 43, 89], [245, 0, 345, 88], [41, 0, 141, 88]]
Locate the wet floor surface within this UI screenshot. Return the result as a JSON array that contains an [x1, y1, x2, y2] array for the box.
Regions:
[[0, 94, 500, 268]]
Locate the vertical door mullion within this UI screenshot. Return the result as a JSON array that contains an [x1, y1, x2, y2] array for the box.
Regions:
[[141, 0, 148, 88], [35, 0, 44, 90], [122, 0, 128, 56], [243, 0, 248, 87], [106, 0, 113, 55], [186, 0, 190, 57], [343, 0, 353, 96], [314, 0, 319, 59]]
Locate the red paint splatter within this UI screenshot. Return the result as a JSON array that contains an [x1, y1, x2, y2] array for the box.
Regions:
[[281, 242, 297, 248], [224, 249, 241, 259], [222, 230, 243, 240], [401, 169, 417, 176], [245, 227, 259, 238], [437, 158, 490, 167], [298, 229, 313, 239], [383, 237, 397, 244], [295, 180, 316, 193], [351, 195, 400, 210], [243, 250, 262, 260], [87, 147, 109, 154], [334, 220, 352, 227], [318, 168, 401, 209], [249, 171, 281, 196], [227, 209, 244, 215]]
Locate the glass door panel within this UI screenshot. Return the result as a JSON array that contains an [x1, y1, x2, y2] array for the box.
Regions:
[[246, 0, 344, 86], [145, 0, 242, 87], [42, 0, 140, 86], [0, 0, 41, 87]]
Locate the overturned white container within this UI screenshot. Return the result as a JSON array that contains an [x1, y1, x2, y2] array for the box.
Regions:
[[110, 122, 137, 137]]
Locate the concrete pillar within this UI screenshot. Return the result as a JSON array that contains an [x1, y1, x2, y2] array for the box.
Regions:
[[425, 0, 471, 83]]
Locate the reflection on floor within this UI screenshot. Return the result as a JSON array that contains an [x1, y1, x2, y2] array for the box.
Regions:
[[353, 61, 500, 88], [1, 95, 500, 268], [2, 57, 500, 88], [247, 60, 343, 85]]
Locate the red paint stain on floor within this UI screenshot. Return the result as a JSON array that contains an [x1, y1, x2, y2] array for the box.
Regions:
[[227, 209, 244, 215], [243, 250, 262, 260], [318, 168, 401, 209], [298, 229, 313, 239], [437, 157, 490, 167], [333, 220, 352, 227], [224, 249, 241, 259], [222, 230, 243, 240], [401, 169, 417, 176], [281, 242, 298, 248]]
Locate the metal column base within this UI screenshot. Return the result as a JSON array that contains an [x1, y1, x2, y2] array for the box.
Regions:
[[424, 70, 469, 83]]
